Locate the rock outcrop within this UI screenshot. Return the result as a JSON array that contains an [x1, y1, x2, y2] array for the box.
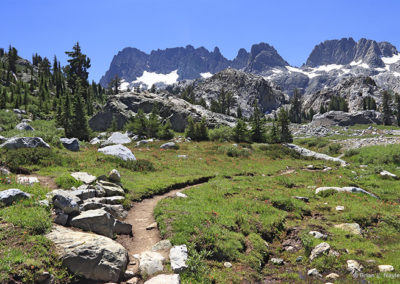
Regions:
[[0, 189, 31, 206], [89, 92, 237, 132], [309, 110, 383, 127], [0, 137, 50, 149]]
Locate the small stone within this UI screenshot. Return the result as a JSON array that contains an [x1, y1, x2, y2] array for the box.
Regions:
[[334, 223, 362, 235], [146, 222, 157, 230], [380, 170, 398, 179], [224, 262, 232, 268], [160, 142, 178, 149], [329, 250, 340, 257], [292, 196, 309, 202], [170, 245, 188, 272], [176, 192, 188, 198], [124, 270, 135, 280], [54, 213, 69, 226], [152, 240, 172, 251], [0, 167, 11, 176], [378, 265, 394, 272], [309, 231, 327, 239], [139, 251, 164, 276], [336, 205, 345, 211], [307, 165, 315, 170], [326, 273, 339, 280], [310, 242, 330, 260], [108, 169, 121, 182], [307, 268, 321, 277], [270, 258, 284, 265], [296, 256, 303, 262], [126, 277, 139, 284], [17, 176, 39, 185], [177, 154, 188, 159], [144, 274, 180, 284], [347, 260, 363, 275]]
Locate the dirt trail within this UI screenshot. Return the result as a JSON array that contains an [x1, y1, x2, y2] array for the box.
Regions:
[[117, 179, 212, 273]]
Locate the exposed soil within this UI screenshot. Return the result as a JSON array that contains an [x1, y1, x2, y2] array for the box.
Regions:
[[117, 178, 212, 274]]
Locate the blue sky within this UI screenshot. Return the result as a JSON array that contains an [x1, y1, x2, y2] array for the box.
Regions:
[[2, 0, 399, 81]]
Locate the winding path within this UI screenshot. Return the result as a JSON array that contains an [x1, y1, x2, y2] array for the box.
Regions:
[[117, 179, 211, 274]]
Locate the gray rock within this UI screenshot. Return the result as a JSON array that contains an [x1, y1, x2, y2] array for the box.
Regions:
[[15, 122, 34, 131], [144, 274, 180, 284], [176, 192, 188, 198], [310, 242, 330, 260], [326, 273, 340, 280], [84, 196, 125, 205], [103, 132, 132, 146], [270, 258, 284, 265], [285, 143, 347, 167], [98, 144, 136, 161], [336, 205, 345, 211], [170, 245, 188, 272], [295, 256, 303, 262], [310, 110, 383, 127], [46, 225, 128, 282], [51, 190, 81, 214], [347, 259, 363, 275], [378, 265, 394, 272], [54, 213, 69, 226], [380, 170, 398, 179], [108, 169, 121, 182], [160, 142, 178, 149], [0, 137, 50, 149], [97, 180, 125, 196], [71, 172, 97, 184], [113, 219, 132, 235], [307, 268, 322, 277], [69, 187, 97, 201], [224, 262, 232, 268], [146, 222, 157, 230], [334, 223, 362, 235], [0, 188, 31, 206], [16, 176, 39, 185], [315, 186, 377, 198], [292, 196, 309, 202], [80, 202, 127, 219], [60, 138, 80, 151], [151, 240, 172, 251], [309, 231, 327, 239], [90, 137, 103, 145], [70, 209, 115, 238], [139, 251, 165, 276]]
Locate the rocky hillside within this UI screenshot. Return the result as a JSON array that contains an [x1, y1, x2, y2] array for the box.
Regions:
[[169, 68, 288, 118], [89, 92, 236, 132]]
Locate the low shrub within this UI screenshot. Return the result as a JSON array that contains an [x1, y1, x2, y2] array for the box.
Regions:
[[344, 148, 360, 157], [259, 144, 301, 160], [1, 148, 68, 172], [218, 145, 251, 158], [316, 189, 337, 198], [328, 143, 341, 155], [209, 126, 234, 142], [55, 174, 83, 189]]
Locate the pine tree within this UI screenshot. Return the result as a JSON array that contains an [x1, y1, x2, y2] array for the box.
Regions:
[[233, 119, 248, 142], [267, 119, 280, 144], [237, 106, 242, 118], [320, 104, 326, 114], [195, 117, 209, 141], [185, 116, 196, 139], [147, 106, 160, 138], [396, 94, 400, 126], [132, 109, 148, 137], [70, 85, 90, 141], [250, 103, 266, 143], [110, 115, 119, 132], [382, 90, 392, 125], [289, 88, 302, 123], [62, 91, 72, 137], [158, 120, 174, 140], [277, 108, 292, 143], [0, 88, 6, 109]]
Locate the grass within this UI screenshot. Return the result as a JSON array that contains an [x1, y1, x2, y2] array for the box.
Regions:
[[0, 121, 399, 282]]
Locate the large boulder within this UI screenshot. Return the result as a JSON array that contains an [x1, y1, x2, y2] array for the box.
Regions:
[[108, 169, 121, 182], [70, 209, 115, 238], [102, 132, 132, 146], [310, 110, 383, 127], [0, 137, 50, 149], [46, 225, 128, 282], [15, 122, 34, 131], [315, 186, 377, 198], [89, 92, 237, 132], [0, 189, 31, 206], [60, 138, 80, 151], [98, 144, 136, 161]]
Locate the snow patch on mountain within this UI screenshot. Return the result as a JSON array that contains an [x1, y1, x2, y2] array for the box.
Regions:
[[381, 54, 400, 65], [200, 72, 213, 79], [133, 70, 179, 88], [350, 60, 370, 69]]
